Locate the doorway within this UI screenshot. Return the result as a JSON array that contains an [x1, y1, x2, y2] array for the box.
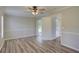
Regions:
[[56, 16, 62, 37], [36, 19, 43, 43]]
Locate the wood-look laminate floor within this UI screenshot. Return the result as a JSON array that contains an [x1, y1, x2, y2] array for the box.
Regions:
[[0, 37, 78, 53]]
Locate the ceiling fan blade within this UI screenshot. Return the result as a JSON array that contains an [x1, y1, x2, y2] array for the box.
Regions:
[[38, 11, 45, 14], [28, 7, 32, 10], [24, 6, 31, 11], [39, 9, 46, 11]]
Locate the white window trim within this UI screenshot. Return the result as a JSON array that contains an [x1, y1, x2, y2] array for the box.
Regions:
[[1, 16, 4, 39]]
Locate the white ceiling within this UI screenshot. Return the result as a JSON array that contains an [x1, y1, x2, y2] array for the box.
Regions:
[[2, 6, 66, 18]]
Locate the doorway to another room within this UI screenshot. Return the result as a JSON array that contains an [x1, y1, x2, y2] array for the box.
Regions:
[[36, 19, 43, 43]]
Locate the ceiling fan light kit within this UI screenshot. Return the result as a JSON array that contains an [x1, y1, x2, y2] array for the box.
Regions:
[[32, 6, 39, 15], [27, 6, 46, 15], [32, 10, 38, 15]]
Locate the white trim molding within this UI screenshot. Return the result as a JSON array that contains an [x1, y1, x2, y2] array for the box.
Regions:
[[1, 16, 4, 39]]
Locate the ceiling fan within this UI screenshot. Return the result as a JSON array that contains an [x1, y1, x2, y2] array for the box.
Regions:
[[26, 6, 46, 15]]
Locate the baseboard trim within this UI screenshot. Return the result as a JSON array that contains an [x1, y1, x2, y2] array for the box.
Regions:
[[62, 44, 79, 52], [4, 35, 36, 40]]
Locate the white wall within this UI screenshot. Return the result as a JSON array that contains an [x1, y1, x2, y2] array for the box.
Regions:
[[61, 7, 79, 51], [4, 16, 36, 39], [52, 7, 79, 51], [0, 7, 4, 39], [0, 9, 3, 39], [0, 7, 4, 50]]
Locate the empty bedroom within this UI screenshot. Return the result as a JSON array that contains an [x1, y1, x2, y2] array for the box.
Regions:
[[0, 6, 79, 53]]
